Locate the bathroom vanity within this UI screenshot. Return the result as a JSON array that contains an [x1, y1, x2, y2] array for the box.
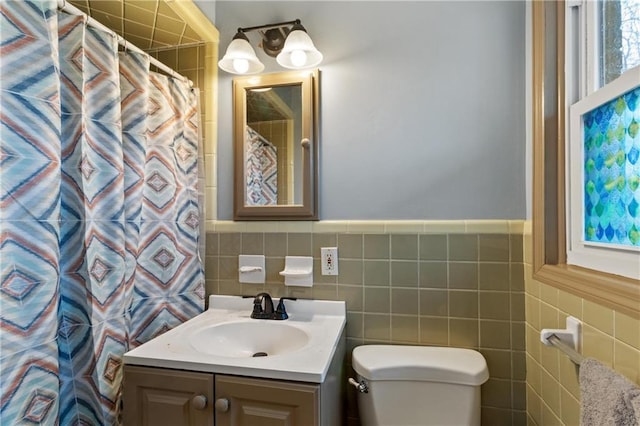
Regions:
[[122, 295, 346, 426], [124, 366, 323, 425]]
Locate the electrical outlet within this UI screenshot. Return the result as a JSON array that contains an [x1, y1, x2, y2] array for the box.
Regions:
[[321, 247, 338, 275]]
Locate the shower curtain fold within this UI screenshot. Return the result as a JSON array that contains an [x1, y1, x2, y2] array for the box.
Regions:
[[1, 1, 62, 424], [0, 2, 205, 424], [246, 126, 278, 205]]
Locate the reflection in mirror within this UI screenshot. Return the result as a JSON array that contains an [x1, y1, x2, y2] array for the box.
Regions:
[[246, 84, 302, 205], [234, 70, 319, 220]]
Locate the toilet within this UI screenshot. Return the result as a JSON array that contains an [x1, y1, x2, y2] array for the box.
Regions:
[[351, 345, 489, 426]]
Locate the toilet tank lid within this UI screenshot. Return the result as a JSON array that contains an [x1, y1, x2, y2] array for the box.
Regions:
[[352, 345, 489, 386]]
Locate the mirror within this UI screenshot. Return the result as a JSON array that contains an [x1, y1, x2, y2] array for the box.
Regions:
[[233, 70, 319, 220]]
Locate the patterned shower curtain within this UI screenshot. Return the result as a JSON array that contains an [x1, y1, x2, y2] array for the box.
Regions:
[[246, 126, 278, 205], [0, 2, 205, 424]]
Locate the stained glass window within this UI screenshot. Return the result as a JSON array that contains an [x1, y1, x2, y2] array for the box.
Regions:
[[583, 86, 640, 247]]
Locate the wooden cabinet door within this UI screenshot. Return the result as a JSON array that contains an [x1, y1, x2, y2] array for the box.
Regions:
[[123, 365, 214, 426], [215, 375, 319, 426]]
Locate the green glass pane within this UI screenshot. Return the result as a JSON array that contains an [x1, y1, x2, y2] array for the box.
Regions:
[[583, 86, 640, 246]]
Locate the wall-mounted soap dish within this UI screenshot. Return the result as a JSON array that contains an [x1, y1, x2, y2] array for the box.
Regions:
[[280, 256, 313, 287], [238, 255, 265, 284]]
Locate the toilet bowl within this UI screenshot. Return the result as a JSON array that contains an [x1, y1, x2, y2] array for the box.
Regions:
[[351, 345, 489, 426]]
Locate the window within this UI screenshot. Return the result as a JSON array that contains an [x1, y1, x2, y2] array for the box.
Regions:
[[532, 1, 640, 318], [567, 69, 639, 279], [573, 0, 640, 97], [565, 0, 640, 280], [599, 0, 640, 87]]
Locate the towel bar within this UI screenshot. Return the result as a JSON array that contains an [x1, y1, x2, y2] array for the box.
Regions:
[[541, 316, 584, 365], [547, 334, 585, 365]]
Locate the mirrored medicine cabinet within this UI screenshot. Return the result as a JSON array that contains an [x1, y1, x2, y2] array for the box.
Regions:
[[233, 70, 319, 220]]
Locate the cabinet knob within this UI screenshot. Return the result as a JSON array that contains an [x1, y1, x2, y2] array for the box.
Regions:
[[192, 395, 208, 410], [215, 398, 230, 413]]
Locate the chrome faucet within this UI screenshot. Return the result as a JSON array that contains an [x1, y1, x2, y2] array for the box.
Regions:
[[250, 292, 296, 320]]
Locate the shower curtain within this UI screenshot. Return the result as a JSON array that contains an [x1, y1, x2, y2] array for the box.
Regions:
[[0, 2, 205, 424], [246, 126, 278, 205]]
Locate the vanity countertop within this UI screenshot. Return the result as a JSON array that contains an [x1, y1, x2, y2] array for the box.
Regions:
[[123, 295, 346, 383]]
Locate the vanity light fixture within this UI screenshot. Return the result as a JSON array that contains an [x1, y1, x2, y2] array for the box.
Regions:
[[218, 19, 323, 75], [218, 31, 264, 75]]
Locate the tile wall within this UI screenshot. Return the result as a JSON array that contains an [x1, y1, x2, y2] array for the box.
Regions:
[[204, 220, 527, 425], [69, 0, 203, 50], [524, 224, 640, 425], [149, 42, 205, 130]]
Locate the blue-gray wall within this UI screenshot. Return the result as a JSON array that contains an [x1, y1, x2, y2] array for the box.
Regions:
[[206, 1, 527, 220]]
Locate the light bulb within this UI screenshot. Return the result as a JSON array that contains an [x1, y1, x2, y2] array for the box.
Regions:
[[233, 58, 249, 74], [290, 50, 307, 67]]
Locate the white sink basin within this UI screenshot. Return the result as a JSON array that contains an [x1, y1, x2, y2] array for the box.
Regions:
[[189, 321, 310, 358], [123, 295, 346, 383]]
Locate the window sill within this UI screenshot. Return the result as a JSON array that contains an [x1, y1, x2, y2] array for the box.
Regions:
[[533, 263, 640, 319]]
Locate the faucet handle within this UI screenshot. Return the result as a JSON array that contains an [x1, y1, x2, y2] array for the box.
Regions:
[[274, 297, 297, 320], [251, 300, 264, 316], [251, 292, 274, 319], [251, 293, 265, 318]]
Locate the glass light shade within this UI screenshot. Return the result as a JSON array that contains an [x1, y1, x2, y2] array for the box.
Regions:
[[276, 29, 323, 69], [218, 36, 264, 75]]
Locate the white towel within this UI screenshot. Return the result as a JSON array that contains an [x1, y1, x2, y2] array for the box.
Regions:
[[579, 357, 640, 426]]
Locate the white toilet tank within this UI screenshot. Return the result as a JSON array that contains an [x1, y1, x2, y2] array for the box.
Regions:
[[352, 345, 489, 426]]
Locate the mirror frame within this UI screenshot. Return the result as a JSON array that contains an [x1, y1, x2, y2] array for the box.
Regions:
[[233, 70, 319, 220]]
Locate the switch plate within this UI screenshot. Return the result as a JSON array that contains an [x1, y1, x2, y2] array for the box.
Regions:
[[321, 247, 338, 275]]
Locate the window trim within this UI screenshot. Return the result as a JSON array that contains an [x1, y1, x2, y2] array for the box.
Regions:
[[584, 0, 599, 95], [532, 0, 640, 319]]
